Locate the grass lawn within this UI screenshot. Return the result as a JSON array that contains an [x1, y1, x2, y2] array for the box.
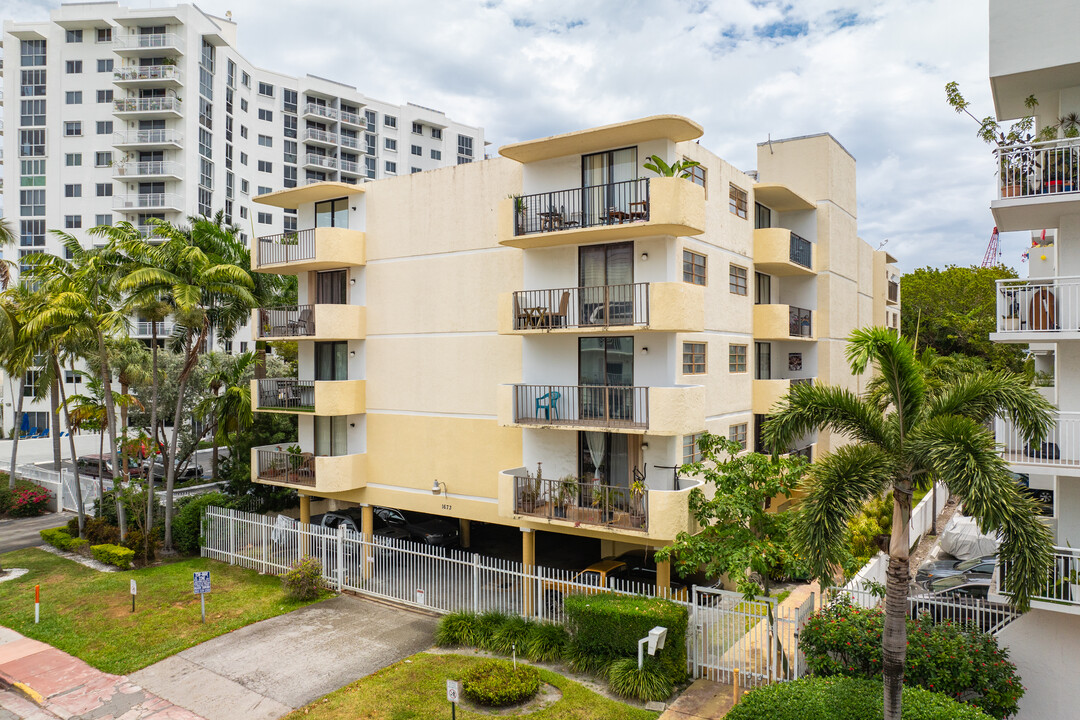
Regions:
[[282, 652, 659, 720], [0, 548, 328, 674]]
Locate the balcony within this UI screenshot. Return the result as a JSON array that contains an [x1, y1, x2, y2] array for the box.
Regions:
[[113, 129, 183, 150], [339, 159, 363, 176], [340, 109, 363, 127], [302, 103, 338, 121], [113, 33, 184, 55], [992, 138, 1080, 231], [499, 282, 703, 335], [992, 277, 1080, 342], [113, 96, 182, 119], [303, 128, 340, 147], [253, 304, 366, 342], [753, 228, 815, 276], [996, 411, 1080, 475], [303, 153, 338, 171], [752, 377, 813, 414], [995, 548, 1080, 615], [113, 193, 183, 212], [131, 320, 175, 337], [113, 65, 182, 88], [340, 135, 361, 150], [113, 160, 183, 180], [753, 304, 814, 341], [254, 227, 366, 273], [499, 384, 704, 436], [253, 445, 365, 493], [253, 378, 366, 415], [498, 177, 706, 249]]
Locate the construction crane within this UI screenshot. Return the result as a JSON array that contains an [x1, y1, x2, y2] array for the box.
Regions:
[[982, 226, 1000, 267]]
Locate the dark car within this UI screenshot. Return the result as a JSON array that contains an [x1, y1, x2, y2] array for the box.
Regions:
[[374, 507, 459, 548], [909, 576, 1010, 631], [144, 460, 204, 481], [75, 455, 145, 479], [614, 549, 687, 595], [914, 555, 997, 585], [319, 509, 410, 544]]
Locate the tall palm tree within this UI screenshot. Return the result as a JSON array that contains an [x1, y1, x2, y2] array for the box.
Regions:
[[196, 351, 256, 479], [1, 284, 37, 490], [764, 327, 1055, 720], [0, 218, 15, 291]]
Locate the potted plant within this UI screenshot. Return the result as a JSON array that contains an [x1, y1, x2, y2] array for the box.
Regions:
[[1002, 288, 1021, 331], [553, 476, 578, 519], [629, 479, 647, 527]]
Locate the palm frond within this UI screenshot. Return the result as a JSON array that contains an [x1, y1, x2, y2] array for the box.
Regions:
[[763, 381, 893, 452], [845, 327, 926, 436], [928, 370, 1054, 446]]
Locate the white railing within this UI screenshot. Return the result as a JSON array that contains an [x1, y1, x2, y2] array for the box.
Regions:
[[304, 153, 338, 169], [303, 103, 338, 120], [340, 135, 360, 150], [339, 159, 362, 174], [113, 193, 183, 210], [114, 65, 181, 83], [113, 161, 183, 178], [1000, 547, 1080, 607], [996, 276, 1080, 335], [114, 33, 184, 51], [827, 580, 1019, 635], [132, 321, 175, 336], [113, 96, 182, 114], [996, 411, 1080, 468], [303, 128, 340, 145], [114, 129, 183, 146], [996, 136, 1080, 200], [136, 224, 169, 240], [16, 464, 103, 515], [340, 110, 362, 126]]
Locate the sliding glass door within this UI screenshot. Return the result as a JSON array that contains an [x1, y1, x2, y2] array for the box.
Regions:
[[315, 269, 347, 304], [580, 336, 633, 422], [314, 341, 348, 381], [581, 147, 638, 225], [579, 242, 633, 325], [314, 197, 348, 228], [314, 415, 347, 456]]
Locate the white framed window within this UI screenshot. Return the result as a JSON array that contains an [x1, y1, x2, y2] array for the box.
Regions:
[[96, 28, 111, 43], [66, 29, 83, 43], [65, 215, 82, 229], [257, 82, 274, 97], [96, 120, 113, 135], [384, 114, 397, 128], [257, 212, 273, 224], [65, 153, 82, 167], [411, 144, 422, 156], [258, 134, 272, 147], [64, 121, 82, 137], [65, 60, 83, 73], [96, 183, 112, 197], [385, 138, 397, 151], [412, 121, 423, 134], [258, 160, 272, 173], [65, 91, 82, 104], [385, 161, 397, 173], [95, 152, 112, 167], [431, 127, 442, 140], [64, 184, 82, 198], [96, 89, 113, 103], [258, 108, 273, 121], [97, 58, 113, 72], [95, 214, 112, 226], [431, 149, 442, 160]]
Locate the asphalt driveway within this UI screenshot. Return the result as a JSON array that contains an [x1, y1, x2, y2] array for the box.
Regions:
[[0, 512, 73, 554], [130, 594, 437, 720]]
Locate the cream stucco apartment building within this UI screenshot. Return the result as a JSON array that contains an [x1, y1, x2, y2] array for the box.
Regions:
[[248, 115, 899, 585], [985, 2, 1080, 717]]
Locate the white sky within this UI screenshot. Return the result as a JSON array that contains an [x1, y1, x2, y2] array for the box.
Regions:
[[11, 0, 1020, 275]]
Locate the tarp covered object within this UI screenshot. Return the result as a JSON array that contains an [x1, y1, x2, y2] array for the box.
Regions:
[[939, 514, 999, 560]]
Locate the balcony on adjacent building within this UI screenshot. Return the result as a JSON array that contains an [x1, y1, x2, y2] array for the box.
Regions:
[[498, 176, 706, 248], [992, 138, 1080, 231], [753, 304, 814, 341], [253, 304, 366, 342], [303, 153, 338, 171], [500, 282, 704, 335], [253, 444, 365, 493], [113, 96, 183, 119], [303, 128, 340, 147], [302, 103, 338, 121], [994, 549, 1080, 614], [253, 378, 366, 415], [340, 109, 363, 127], [113, 65, 182, 88], [254, 226, 366, 273], [992, 277, 1080, 342], [113, 160, 183, 180], [996, 411, 1080, 474], [113, 129, 183, 150], [339, 158, 363, 176], [131, 320, 175, 338], [113, 33, 185, 55], [113, 193, 183, 212], [753, 229, 815, 276]]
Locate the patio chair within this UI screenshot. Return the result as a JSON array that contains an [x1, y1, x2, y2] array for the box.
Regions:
[[536, 390, 561, 420], [541, 291, 570, 328], [513, 295, 531, 330], [287, 307, 314, 335]]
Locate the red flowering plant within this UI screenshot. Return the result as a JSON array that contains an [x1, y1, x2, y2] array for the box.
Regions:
[[799, 599, 1022, 719], [10, 484, 52, 517]]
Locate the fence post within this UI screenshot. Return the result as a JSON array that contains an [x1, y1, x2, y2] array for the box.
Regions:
[[337, 525, 345, 591], [472, 554, 480, 614]]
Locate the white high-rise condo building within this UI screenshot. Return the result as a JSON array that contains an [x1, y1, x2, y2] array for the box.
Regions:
[[0, 1, 484, 434]]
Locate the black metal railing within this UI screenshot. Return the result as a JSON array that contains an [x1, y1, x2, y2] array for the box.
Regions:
[[257, 305, 315, 338], [512, 283, 649, 330], [790, 233, 812, 268], [256, 379, 316, 411], [888, 281, 899, 303], [257, 228, 316, 266], [789, 307, 813, 337], [256, 448, 316, 487], [512, 384, 648, 429], [513, 476, 647, 531], [513, 178, 650, 236]]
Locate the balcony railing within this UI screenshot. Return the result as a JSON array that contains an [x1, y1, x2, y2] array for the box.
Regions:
[[114, 33, 184, 51], [113, 193, 182, 210], [113, 97, 182, 113], [114, 65, 181, 83], [257, 305, 316, 338], [303, 103, 338, 120], [114, 129, 182, 146], [258, 228, 316, 266], [995, 277, 1080, 335], [305, 153, 338, 169], [136, 224, 169, 240], [789, 306, 813, 337], [132, 321, 174, 336], [513, 476, 647, 531], [303, 128, 340, 145], [339, 159, 362, 174], [512, 384, 648, 429], [340, 109, 362, 126], [996, 411, 1080, 468], [113, 160, 182, 178], [512, 283, 649, 330], [340, 134, 360, 149], [996, 137, 1080, 200], [255, 448, 316, 487], [999, 548, 1080, 607], [790, 232, 812, 268], [513, 178, 650, 236], [256, 379, 315, 412]]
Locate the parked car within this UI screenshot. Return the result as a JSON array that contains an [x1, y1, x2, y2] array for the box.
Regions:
[[373, 507, 459, 548], [613, 549, 688, 596], [909, 576, 1009, 631], [75, 455, 145, 479], [915, 554, 997, 585], [541, 559, 630, 610], [320, 509, 411, 545], [144, 460, 204, 481]]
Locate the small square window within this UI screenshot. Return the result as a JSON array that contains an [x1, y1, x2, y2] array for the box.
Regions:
[[96, 183, 112, 197], [257, 212, 273, 224], [65, 153, 82, 167], [66, 29, 83, 43], [431, 149, 442, 161], [65, 215, 82, 229], [686, 162, 707, 194], [257, 160, 272, 173], [97, 58, 113, 72], [683, 433, 704, 465], [729, 423, 748, 450], [240, 98, 249, 112], [257, 82, 274, 97], [385, 161, 397, 173], [95, 152, 112, 167], [729, 265, 748, 295], [95, 214, 112, 226], [384, 115, 397, 128], [412, 122, 423, 134], [64, 121, 82, 137], [64, 184, 82, 198], [66, 91, 82, 104], [258, 134, 272, 147], [411, 167, 422, 174], [96, 28, 112, 43], [411, 144, 422, 156], [65, 60, 83, 74], [729, 344, 747, 373], [431, 127, 442, 140], [96, 120, 113, 135], [729, 184, 748, 219], [385, 138, 397, 151], [258, 108, 273, 122], [97, 89, 113, 103], [683, 250, 706, 286], [683, 342, 706, 375]]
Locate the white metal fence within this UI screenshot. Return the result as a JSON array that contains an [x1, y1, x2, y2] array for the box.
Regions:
[[827, 581, 1020, 636], [201, 505, 814, 682], [17, 464, 103, 515], [996, 411, 1080, 469]]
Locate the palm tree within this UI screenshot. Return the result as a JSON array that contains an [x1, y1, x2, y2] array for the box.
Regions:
[[1, 284, 37, 490], [764, 327, 1055, 720], [0, 218, 16, 291], [195, 351, 256, 479]]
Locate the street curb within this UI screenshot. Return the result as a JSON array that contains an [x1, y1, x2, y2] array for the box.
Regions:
[[0, 672, 47, 707]]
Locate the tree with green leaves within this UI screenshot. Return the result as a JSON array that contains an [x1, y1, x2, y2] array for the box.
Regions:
[[764, 327, 1055, 720], [195, 351, 256, 479], [643, 154, 702, 179]]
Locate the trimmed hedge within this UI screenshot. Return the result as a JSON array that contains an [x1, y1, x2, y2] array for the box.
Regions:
[[41, 527, 74, 550], [91, 543, 135, 570], [172, 492, 231, 555], [726, 677, 994, 720], [564, 593, 688, 684], [462, 659, 540, 707]]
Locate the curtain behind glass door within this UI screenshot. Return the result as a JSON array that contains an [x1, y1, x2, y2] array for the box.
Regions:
[[314, 415, 347, 456], [315, 197, 349, 228], [579, 242, 633, 325], [316, 269, 347, 304], [315, 341, 348, 381], [755, 342, 771, 380]]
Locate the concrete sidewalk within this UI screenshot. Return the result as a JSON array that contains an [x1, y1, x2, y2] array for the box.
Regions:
[[659, 678, 736, 719], [0, 627, 203, 720]]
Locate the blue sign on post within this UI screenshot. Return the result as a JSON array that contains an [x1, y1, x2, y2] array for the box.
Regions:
[[193, 571, 211, 595]]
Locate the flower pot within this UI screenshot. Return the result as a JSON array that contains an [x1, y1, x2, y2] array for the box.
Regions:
[[1002, 184, 1025, 198], [1002, 317, 1021, 331]]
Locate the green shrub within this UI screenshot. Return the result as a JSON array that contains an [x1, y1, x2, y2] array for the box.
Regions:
[[526, 622, 568, 662], [40, 527, 74, 550], [91, 544, 135, 570], [726, 677, 994, 720], [69, 537, 89, 552], [83, 517, 122, 546], [66, 516, 80, 536], [799, 600, 1022, 719], [564, 593, 688, 684], [123, 530, 159, 565], [473, 611, 511, 653], [281, 556, 324, 600], [172, 492, 231, 555], [435, 611, 477, 647], [461, 659, 540, 707], [608, 656, 674, 702], [9, 484, 51, 517], [491, 615, 535, 656], [564, 643, 618, 676]]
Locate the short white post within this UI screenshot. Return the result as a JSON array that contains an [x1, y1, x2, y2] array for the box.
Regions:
[[35, 585, 40, 624]]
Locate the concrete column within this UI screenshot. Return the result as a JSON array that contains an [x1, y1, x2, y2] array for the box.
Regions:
[[361, 504, 374, 580], [656, 552, 672, 595], [299, 495, 311, 556], [459, 519, 471, 549], [522, 528, 535, 617]]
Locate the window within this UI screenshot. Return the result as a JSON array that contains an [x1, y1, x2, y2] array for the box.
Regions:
[[240, 151, 248, 165], [258, 185, 272, 195], [21, 40, 46, 67], [365, 156, 377, 178], [431, 127, 442, 140], [258, 134, 272, 147], [20, 220, 45, 246], [258, 108, 273, 121], [97, 58, 113, 72], [411, 144, 422, 156], [729, 344, 747, 373], [65, 60, 83, 74], [19, 129, 46, 156], [385, 161, 397, 173], [683, 342, 706, 375], [284, 139, 297, 164], [241, 71, 250, 87], [686, 162, 707, 194], [65, 215, 82, 229], [284, 165, 297, 187], [240, 98, 248, 112], [239, 206, 248, 219], [728, 423, 748, 450], [411, 167, 422, 174], [96, 28, 112, 43], [385, 138, 397, 151], [240, 179, 250, 194], [95, 151, 112, 167], [754, 202, 771, 229], [66, 29, 83, 43], [65, 370, 82, 385], [65, 153, 82, 167], [19, 99, 46, 126], [257, 212, 273, 224], [257, 82, 274, 97], [384, 114, 397, 128], [20, 159, 46, 186], [457, 134, 474, 164], [64, 121, 82, 137], [65, 91, 82, 104], [240, 125, 248, 139], [96, 89, 113, 103], [683, 250, 706, 286], [683, 433, 704, 465], [315, 198, 349, 228], [96, 120, 113, 135], [283, 88, 297, 114], [65, 184, 82, 198], [755, 272, 771, 305], [96, 183, 113, 197], [431, 149, 442, 161], [20, 190, 45, 216], [257, 160, 272, 173], [20, 69, 46, 96], [95, 214, 112, 226], [729, 184, 748, 219], [283, 114, 297, 138], [729, 265, 748, 295], [411, 121, 423, 134]]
